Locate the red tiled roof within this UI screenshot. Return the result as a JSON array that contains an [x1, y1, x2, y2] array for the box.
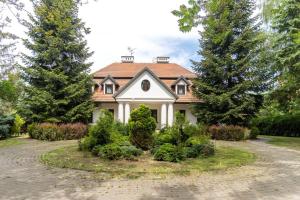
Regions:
[[93, 63, 196, 78]]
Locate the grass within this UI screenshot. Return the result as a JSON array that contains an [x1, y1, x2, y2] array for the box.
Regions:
[[41, 145, 256, 179], [259, 135, 300, 151], [0, 137, 24, 148]]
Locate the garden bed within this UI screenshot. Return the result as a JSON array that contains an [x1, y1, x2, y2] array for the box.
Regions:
[[41, 144, 256, 179]]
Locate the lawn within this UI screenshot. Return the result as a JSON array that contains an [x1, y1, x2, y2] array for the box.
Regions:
[[41, 145, 256, 179], [259, 135, 300, 151], [0, 137, 24, 148]]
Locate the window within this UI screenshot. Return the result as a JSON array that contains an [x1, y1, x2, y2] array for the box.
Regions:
[[151, 109, 158, 122], [141, 79, 150, 91], [179, 110, 186, 117], [177, 85, 186, 95], [105, 84, 113, 94]]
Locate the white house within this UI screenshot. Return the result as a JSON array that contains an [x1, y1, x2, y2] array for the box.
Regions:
[[92, 56, 201, 129]]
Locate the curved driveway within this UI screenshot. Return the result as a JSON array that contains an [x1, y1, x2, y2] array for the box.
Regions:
[[0, 138, 299, 200]]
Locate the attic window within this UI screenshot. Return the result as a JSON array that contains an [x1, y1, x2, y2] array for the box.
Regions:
[[105, 84, 113, 94], [177, 85, 186, 95], [141, 80, 150, 91]]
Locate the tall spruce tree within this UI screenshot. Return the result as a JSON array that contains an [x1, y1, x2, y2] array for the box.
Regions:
[[174, 0, 271, 125], [271, 0, 300, 112], [21, 0, 93, 123]]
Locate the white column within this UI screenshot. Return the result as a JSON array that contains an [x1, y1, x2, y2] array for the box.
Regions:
[[161, 103, 167, 128], [124, 103, 130, 124], [168, 103, 174, 126], [118, 103, 124, 123]]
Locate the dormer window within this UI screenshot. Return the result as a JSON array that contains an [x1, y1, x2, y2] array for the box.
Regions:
[[100, 75, 119, 95], [177, 85, 186, 95], [105, 84, 113, 94]]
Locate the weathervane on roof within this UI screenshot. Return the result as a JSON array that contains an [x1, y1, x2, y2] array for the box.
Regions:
[[127, 47, 136, 56]]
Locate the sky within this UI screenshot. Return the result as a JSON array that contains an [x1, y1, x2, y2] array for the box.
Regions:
[[6, 0, 200, 73]]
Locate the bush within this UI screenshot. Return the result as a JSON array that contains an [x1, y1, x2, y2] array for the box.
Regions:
[[60, 123, 87, 139], [95, 143, 143, 160], [129, 105, 156, 150], [113, 121, 129, 136], [209, 125, 246, 141], [153, 143, 184, 162], [252, 114, 300, 137], [184, 136, 210, 147], [78, 135, 97, 151], [28, 123, 88, 141], [88, 109, 114, 147], [153, 127, 177, 146], [249, 127, 259, 139], [0, 115, 15, 139], [11, 114, 25, 136]]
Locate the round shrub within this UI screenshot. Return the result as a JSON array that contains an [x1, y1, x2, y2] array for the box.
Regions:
[[153, 143, 184, 162], [98, 143, 123, 160], [185, 136, 210, 147], [78, 136, 97, 151], [120, 145, 143, 159], [128, 105, 156, 150], [154, 127, 177, 146], [249, 127, 259, 139]]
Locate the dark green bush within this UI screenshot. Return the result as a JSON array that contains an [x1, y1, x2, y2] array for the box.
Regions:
[[249, 127, 259, 139], [209, 125, 246, 141], [252, 114, 300, 137], [89, 109, 114, 146], [153, 143, 184, 162], [78, 135, 97, 151], [183, 142, 215, 158], [120, 145, 143, 159], [153, 127, 177, 146], [0, 115, 15, 139], [98, 143, 123, 160], [113, 121, 130, 136], [129, 105, 156, 150]]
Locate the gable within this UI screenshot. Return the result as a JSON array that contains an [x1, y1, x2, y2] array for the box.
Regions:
[[115, 69, 177, 101]]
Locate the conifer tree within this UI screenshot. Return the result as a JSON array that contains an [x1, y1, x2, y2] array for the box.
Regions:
[[21, 0, 93, 123], [174, 0, 272, 125]]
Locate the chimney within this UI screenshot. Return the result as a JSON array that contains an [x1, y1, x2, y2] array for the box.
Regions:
[[121, 56, 134, 63], [156, 56, 170, 63]]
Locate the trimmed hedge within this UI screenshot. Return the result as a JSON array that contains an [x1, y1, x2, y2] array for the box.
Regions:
[[28, 123, 88, 141], [252, 114, 300, 137], [209, 125, 246, 141]]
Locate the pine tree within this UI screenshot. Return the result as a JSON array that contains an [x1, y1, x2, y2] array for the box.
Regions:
[[271, 0, 300, 112], [20, 0, 93, 123], [183, 0, 270, 125]]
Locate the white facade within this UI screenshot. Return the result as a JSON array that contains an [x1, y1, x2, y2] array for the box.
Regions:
[[93, 69, 198, 128]]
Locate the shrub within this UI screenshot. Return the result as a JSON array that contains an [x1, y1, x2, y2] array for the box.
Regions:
[[113, 121, 129, 136], [129, 105, 156, 150], [184, 136, 210, 147], [60, 123, 87, 139], [28, 123, 88, 141], [78, 135, 97, 151], [252, 114, 300, 137], [249, 127, 259, 139], [209, 125, 246, 141], [153, 143, 184, 162], [89, 109, 114, 147], [183, 140, 215, 158], [98, 143, 123, 160], [0, 115, 15, 139], [154, 127, 177, 146], [120, 145, 143, 159]]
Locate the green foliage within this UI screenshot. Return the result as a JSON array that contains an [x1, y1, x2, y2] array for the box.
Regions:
[[252, 114, 300, 137], [11, 114, 25, 136], [88, 109, 114, 147], [249, 126, 259, 139], [153, 143, 185, 163], [183, 143, 215, 158], [28, 123, 87, 141], [128, 104, 156, 150], [20, 0, 93, 124], [271, 0, 300, 112], [175, 0, 269, 126], [0, 115, 15, 139], [95, 143, 143, 160], [209, 125, 246, 141], [78, 135, 97, 151], [113, 121, 130, 136], [153, 128, 177, 146]]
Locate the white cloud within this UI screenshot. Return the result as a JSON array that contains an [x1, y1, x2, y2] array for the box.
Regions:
[[7, 0, 199, 72]]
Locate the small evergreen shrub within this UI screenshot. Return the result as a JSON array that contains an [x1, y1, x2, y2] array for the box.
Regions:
[[113, 121, 130, 136], [129, 105, 156, 150], [98, 143, 123, 160], [11, 114, 25, 136], [0, 115, 15, 139], [209, 125, 246, 141], [249, 127, 259, 139], [153, 143, 184, 162], [153, 127, 177, 146]]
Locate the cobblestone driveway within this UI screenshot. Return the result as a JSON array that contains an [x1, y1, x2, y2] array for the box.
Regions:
[[0, 138, 299, 200]]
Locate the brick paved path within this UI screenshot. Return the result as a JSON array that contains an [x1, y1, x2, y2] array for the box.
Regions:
[[0, 138, 299, 200]]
